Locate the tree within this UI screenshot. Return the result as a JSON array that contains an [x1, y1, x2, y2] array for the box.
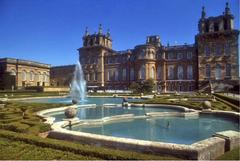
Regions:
[[142, 79, 155, 93], [129, 79, 155, 94], [129, 82, 141, 93]]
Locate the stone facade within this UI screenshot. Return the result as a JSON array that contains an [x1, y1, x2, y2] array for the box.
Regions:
[[77, 3, 239, 92], [50, 65, 75, 87], [196, 3, 239, 89], [0, 58, 50, 90]]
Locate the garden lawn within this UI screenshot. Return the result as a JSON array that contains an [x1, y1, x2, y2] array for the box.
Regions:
[[216, 147, 240, 160], [0, 91, 64, 99], [137, 95, 238, 112], [0, 95, 239, 160], [0, 101, 179, 160], [0, 137, 97, 160]]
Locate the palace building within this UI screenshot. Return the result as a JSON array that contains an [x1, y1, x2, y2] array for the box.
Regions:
[[0, 58, 50, 90], [77, 3, 239, 92]]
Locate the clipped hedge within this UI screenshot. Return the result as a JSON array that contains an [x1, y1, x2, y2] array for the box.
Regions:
[[214, 94, 239, 112], [0, 122, 30, 133], [214, 93, 240, 106], [0, 130, 178, 160], [0, 138, 97, 160]]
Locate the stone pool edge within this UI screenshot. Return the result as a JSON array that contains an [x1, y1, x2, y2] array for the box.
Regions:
[[37, 103, 240, 160]]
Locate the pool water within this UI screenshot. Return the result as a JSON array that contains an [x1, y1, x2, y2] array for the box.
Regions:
[[22, 97, 141, 105], [71, 114, 239, 145], [48, 105, 182, 122], [32, 97, 239, 145]]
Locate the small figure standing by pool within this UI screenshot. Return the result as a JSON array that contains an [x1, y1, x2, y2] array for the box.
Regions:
[[122, 97, 129, 107], [166, 121, 170, 129]]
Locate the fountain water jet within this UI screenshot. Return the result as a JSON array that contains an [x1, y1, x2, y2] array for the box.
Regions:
[[70, 61, 86, 104]]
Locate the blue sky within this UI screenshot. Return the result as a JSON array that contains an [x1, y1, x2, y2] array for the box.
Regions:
[[0, 0, 239, 66]]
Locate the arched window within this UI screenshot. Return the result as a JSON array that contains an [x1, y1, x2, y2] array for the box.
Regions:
[[30, 71, 34, 81], [139, 49, 145, 59], [90, 73, 93, 81], [168, 53, 174, 59], [42, 73, 46, 82], [157, 66, 162, 80], [114, 70, 118, 81], [215, 64, 221, 80], [150, 66, 155, 79], [122, 68, 127, 81], [139, 65, 146, 79], [86, 74, 89, 81], [187, 65, 193, 79], [10, 69, 16, 76], [226, 64, 231, 77], [36, 72, 41, 82], [206, 64, 211, 78], [177, 53, 183, 59], [94, 72, 98, 81], [107, 70, 111, 81], [130, 68, 134, 81], [224, 43, 230, 56], [187, 52, 192, 59], [149, 51, 155, 59], [22, 71, 27, 81], [168, 66, 174, 80], [215, 45, 221, 56], [177, 66, 183, 80], [205, 46, 210, 56], [118, 69, 122, 80]]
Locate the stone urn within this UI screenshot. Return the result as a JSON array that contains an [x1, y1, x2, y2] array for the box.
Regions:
[[202, 101, 212, 110], [72, 99, 79, 105], [65, 107, 77, 119]]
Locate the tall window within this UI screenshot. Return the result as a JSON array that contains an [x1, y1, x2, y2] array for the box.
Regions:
[[187, 52, 192, 59], [150, 66, 155, 79], [139, 65, 146, 79], [94, 72, 98, 81], [118, 69, 122, 80], [22, 71, 27, 81], [177, 66, 184, 80], [157, 66, 162, 80], [114, 70, 118, 81], [122, 68, 127, 81], [206, 64, 211, 78], [107, 71, 111, 81], [215, 45, 221, 56], [187, 65, 193, 79], [215, 64, 221, 80], [168, 53, 174, 59], [226, 64, 231, 77], [130, 68, 134, 81], [30, 71, 34, 81], [90, 73, 93, 81], [10, 69, 16, 76], [204, 46, 210, 56], [224, 43, 230, 56], [36, 73, 41, 82], [139, 50, 145, 59], [42, 73, 48, 82], [177, 53, 183, 59], [149, 51, 155, 59], [168, 66, 174, 80]]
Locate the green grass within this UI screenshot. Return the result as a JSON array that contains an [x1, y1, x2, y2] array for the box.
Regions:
[[0, 137, 97, 160], [0, 101, 69, 134], [0, 101, 179, 160], [133, 95, 239, 112], [0, 93, 239, 159], [0, 130, 179, 160], [0, 91, 65, 98], [216, 147, 240, 160]]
